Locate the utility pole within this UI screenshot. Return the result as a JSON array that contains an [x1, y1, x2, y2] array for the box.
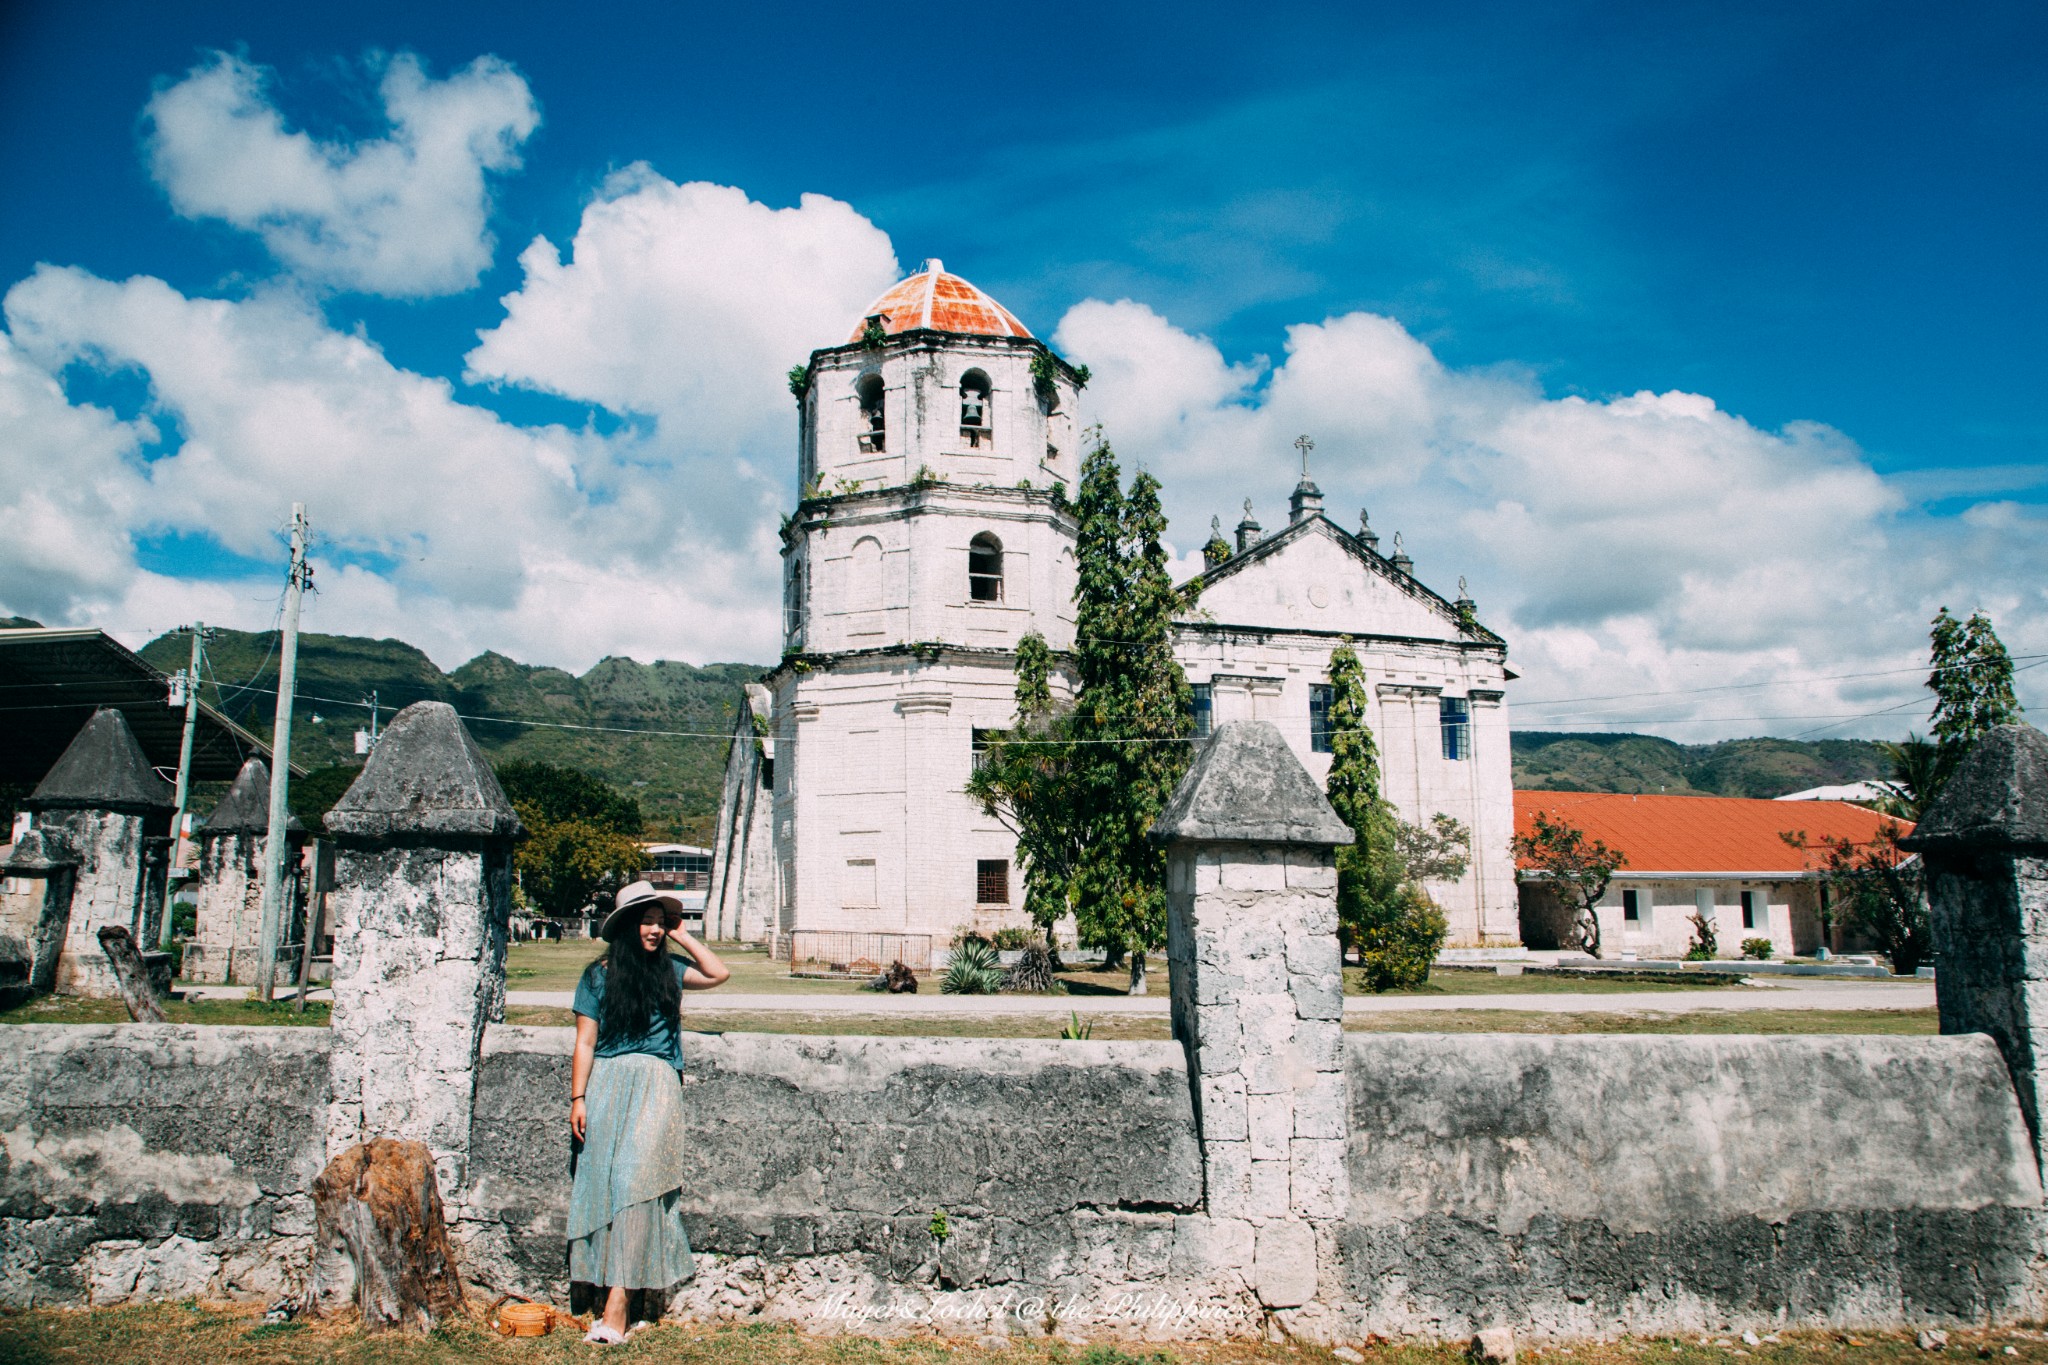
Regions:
[[159, 622, 207, 948], [257, 505, 311, 1002]]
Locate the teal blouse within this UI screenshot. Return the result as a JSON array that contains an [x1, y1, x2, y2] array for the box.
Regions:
[[572, 955, 692, 1068]]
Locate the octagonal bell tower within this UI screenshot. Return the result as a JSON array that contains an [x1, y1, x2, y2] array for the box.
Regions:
[[761, 261, 1085, 956]]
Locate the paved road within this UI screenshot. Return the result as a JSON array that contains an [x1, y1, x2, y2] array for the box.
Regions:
[[491, 976, 1935, 1016]]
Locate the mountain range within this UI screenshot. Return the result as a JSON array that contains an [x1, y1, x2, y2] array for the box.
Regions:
[[113, 628, 1897, 841], [135, 628, 759, 843]]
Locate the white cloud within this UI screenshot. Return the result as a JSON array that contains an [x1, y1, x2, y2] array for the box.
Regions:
[[466, 170, 899, 450], [0, 334, 150, 620], [0, 265, 787, 667], [144, 51, 539, 297], [1057, 302, 2048, 738]]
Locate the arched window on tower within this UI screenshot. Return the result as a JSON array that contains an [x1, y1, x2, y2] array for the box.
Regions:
[[968, 533, 1003, 603], [959, 369, 992, 449], [784, 559, 807, 647], [856, 373, 885, 453]]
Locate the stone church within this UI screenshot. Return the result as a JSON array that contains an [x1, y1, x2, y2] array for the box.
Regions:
[[707, 262, 1518, 961]]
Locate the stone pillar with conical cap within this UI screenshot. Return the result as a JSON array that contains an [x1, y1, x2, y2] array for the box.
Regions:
[[1903, 723, 2048, 1183], [1148, 719, 1354, 1322], [21, 708, 175, 997], [322, 701, 524, 1192], [184, 757, 306, 985]]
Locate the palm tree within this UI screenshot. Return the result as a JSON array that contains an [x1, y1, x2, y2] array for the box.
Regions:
[[1873, 734, 1953, 822]]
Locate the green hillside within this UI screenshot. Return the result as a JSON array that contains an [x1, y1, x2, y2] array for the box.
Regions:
[[136, 629, 765, 842], [1510, 731, 1893, 799]]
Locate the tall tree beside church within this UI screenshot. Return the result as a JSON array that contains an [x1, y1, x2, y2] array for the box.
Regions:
[[1928, 607, 2022, 768], [1067, 438, 1199, 994], [1322, 640, 1447, 989], [966, 632, 1084, 965]]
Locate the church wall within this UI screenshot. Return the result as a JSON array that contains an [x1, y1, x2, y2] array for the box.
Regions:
[[1175, 627, 1518, 945]]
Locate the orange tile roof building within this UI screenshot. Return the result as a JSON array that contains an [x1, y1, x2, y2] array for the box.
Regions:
[[1512, 790, 1909, 959]]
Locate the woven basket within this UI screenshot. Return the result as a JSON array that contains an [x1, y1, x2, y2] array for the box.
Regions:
[[491, 1296, 555, 1337]]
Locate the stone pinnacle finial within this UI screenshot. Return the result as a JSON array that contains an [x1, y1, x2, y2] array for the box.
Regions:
[[1150, 720, 1353, 847], [1902, 724, 2048, 854], [1357, 507, 1380, 551], [1235, 498, 1263, 553], [206, 757, 304, 834], [1389, 532, 1414, 577], [324, 701, 524, 841], [27, 707, 174, 813]]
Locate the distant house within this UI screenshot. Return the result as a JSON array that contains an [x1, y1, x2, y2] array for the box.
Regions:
[[1512, 790, 1910, 959], [642, 843, 711, 935]]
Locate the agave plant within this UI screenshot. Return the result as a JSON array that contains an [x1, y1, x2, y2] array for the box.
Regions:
[[940, 939, 1002, 995]]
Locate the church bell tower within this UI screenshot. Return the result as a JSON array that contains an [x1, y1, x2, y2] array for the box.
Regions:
[[765, 261, 1086, 954]]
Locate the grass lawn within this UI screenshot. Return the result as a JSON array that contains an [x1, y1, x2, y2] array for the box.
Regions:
[[0, 994, 330, 1027], [500, 1005, 1938, 1041], [0, 1300, 2035, 1365], [508, 947, 1745, 1000]]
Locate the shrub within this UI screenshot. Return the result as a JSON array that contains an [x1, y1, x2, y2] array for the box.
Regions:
[[941, 940, 1001, 994], [1685, 909, 1719, 960], [1740, 937, 1775, 961], [991, 926, 1036, 951], [1059, 1010, 1093, 1040], [1352, 886, 1449, 992]]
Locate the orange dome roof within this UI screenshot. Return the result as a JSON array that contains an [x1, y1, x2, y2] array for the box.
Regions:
[[849, 260, 1032, 342]]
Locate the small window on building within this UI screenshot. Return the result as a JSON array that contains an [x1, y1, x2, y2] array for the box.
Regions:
[[960, 369, 992, 447], [857, 373, 886, 453], [1741, 890, 1761, 930], [968, 533, 1004, 602], [784, 560, 806, 647], [1309, 683, 1334, 754], [760, 755, 775, 790], [1440, 696, 1471, 761], [1191, 683, 1213, 739], [976, 859, 1010, 905], [1622, 888, 1642, 922], [971, 727, 998, 771]]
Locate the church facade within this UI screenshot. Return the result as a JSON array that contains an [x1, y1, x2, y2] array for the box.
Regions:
[[706, 262, 1519, 957]]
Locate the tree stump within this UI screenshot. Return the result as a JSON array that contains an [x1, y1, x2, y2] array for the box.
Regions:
[[96, 926, 166, 1022], [311, 1138, 466, 1330]]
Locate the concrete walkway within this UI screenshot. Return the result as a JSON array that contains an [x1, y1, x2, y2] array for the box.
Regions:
[[497, 976, 1936, 1016]]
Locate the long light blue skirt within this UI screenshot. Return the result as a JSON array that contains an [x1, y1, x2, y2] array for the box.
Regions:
[[567, 1052, 695, 1290]]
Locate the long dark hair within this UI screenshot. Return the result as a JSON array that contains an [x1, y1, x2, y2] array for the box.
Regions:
[[583, 918, 681, 1047]]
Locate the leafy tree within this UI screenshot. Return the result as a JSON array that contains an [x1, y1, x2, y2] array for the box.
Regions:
[[494, 760, 646, 921], [288, 764, 364, 830], [1066, 437, 1199, 994], [1395, 814, 1472, 884], [1782, 821, 1928, 974], [966, 632, 1085, 967], [1510, 810, 1626, 958], [1928, 607, 2022, 762], [495, 759, 644, 835], [515, 818, 647, 921], [1322, 640, 1450, 990]]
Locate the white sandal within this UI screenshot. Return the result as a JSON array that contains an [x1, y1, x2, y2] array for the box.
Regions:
[[584, 1320, 627, 1345]]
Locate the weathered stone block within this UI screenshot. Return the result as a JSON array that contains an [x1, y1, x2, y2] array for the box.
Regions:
[[1252, 1218, 1316, 1307], [1248, 1158, 1290, 1218], [1199, 1075, 1249, 1141], [1248, 1092, 1294, 1160]]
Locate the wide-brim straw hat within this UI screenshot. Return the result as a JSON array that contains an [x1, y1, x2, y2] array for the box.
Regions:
[[600, 880, 685, 942]]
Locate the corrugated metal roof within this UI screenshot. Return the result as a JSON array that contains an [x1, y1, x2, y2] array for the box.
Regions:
[[1513, 788, 1908, 876], [0, 627, 291, 786]]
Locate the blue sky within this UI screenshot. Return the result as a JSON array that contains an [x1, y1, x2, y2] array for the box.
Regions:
[[1, 0, 2042, 735]]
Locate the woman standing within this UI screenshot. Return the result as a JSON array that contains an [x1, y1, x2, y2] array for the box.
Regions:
[[567, 880, 730, 1345]]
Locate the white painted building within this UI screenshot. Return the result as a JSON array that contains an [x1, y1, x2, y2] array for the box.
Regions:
[[709, 262, 1520, 954]]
